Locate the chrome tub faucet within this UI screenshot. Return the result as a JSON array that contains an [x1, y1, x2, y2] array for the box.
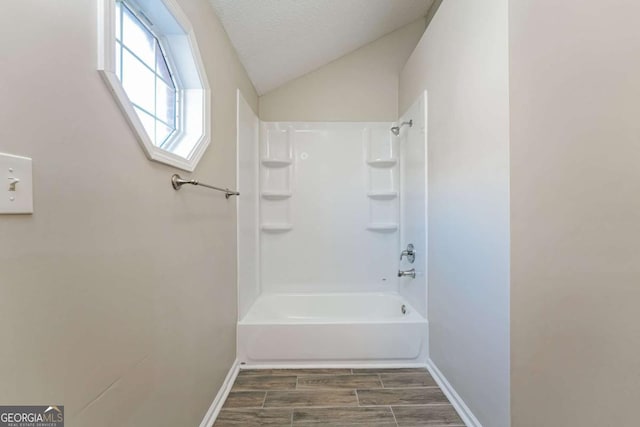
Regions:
[[398, 268, 416, 279]]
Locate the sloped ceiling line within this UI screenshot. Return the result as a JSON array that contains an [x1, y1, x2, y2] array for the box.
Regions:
[[210, 0, 434, 95]]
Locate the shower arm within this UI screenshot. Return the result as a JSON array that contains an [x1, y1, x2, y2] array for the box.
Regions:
[[391, 119, 413, 135]]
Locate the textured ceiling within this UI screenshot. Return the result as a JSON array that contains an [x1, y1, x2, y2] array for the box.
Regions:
[[210, 0, 434, 95]]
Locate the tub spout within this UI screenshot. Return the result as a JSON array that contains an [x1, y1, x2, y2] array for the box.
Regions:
[[398, 268, 416, 279]]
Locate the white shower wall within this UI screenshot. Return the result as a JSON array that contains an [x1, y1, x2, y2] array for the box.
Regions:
[[399, 93, 428, 317], [237, 91, 260, 319], [260, 122, 400, 294]]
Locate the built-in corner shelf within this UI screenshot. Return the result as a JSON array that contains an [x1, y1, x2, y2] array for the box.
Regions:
[[366, 223, 399, 232], [367, 158, 397, 168], [367, 191, 398, 200], [261, 223, 293, 232], [261, 191, 292, 200], [261, 158, 292, 168]]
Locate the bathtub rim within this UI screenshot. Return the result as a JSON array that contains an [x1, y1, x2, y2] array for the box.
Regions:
[[238, 291, 427, 325]]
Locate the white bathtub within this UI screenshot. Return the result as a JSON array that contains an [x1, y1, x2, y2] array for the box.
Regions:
[[237, 293, 428, 365]]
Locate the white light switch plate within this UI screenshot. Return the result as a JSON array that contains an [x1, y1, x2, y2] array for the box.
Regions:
[[0, 152, 33, 214]]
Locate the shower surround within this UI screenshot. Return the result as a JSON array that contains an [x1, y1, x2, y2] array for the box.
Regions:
[[236, 92, 428, 365], [260, 122, 400, 293]]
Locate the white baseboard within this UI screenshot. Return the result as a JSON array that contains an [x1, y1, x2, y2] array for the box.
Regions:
[[199, 359, 241, 427], [426, 358, 482, 427]]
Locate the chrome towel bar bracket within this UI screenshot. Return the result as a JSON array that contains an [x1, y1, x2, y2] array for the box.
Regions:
[[171, 174, 240, 199]]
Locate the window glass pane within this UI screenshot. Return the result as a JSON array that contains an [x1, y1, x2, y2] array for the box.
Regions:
[[156, 80, 176, 127], [122, 5, 155, 67], [122, 49, 155, 114], [156, 121, 173, 147], [134, 107, 156, 144], [115, 2, 122, 41], [115, 1, 181, 151], [115, 41, 122, 81], [155, 45, 174, 85]]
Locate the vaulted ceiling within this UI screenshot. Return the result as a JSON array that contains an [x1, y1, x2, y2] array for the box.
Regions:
[[210, 0, 434, 95]]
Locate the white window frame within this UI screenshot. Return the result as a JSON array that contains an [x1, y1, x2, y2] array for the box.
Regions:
[[97, 0, 211, 171]]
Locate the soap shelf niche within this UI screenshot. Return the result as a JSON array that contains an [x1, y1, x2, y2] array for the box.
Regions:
[[364, 126, 399, 233], [260, 195, 293, 233], [366, 196, 399, 232], [367, 191, 398, 200], [261, 158, 292, 168], [367, 158, 397, 168], [366, 223, 399, 232], [261, 191, 292, 200], [261, 223, 293, 232], [260, 125, 294, 233], [263, 126, 293, 165]]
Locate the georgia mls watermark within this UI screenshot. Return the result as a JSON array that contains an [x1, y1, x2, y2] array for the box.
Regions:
[[0, 406, 63, 427]]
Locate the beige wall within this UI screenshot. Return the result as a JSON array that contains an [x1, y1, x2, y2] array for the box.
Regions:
[[0, 0, 257, 425], [510, 0, 640, 425], [399, 1, 510, 426], [259, 18, 426, 122]]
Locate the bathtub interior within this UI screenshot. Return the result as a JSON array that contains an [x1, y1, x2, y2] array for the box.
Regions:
[[240, 293, 424, 324]]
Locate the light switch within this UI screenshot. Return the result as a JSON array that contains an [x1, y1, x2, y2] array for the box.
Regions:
[[0, 152, 33, 214]]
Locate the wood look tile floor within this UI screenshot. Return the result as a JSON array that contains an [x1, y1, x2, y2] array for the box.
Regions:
[[214, 368, 465, 427]]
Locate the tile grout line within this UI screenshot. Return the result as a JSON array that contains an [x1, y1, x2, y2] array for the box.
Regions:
[[288, 386, 384, 391], [361, 386, 441, 389], [292, 374, 298, 427], [350, 403, 455, 408], [231, 385, 440, 392], [221, 402, 456, 411], [226, 404, 363, 410], [390, 405, 399, 427], [371, 385, 440, 390]]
